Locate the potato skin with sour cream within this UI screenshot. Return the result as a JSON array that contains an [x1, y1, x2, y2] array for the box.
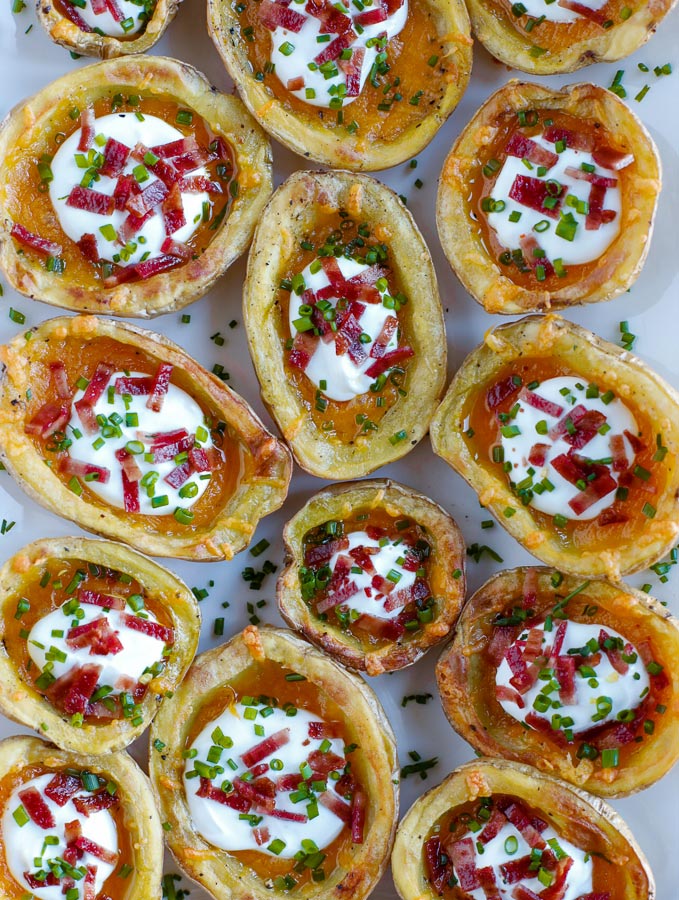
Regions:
[[430, 314, 679, 578]]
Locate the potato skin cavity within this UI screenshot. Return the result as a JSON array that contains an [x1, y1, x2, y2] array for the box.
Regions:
[[0, 56, 272, 318], [437, 81, 660, 314], [244, 170, 447, 479], [0, 315, 292, 561], [149, 625, 399, 900], [391, 758, 655, 900], [436, 567, 679, 797], [430, 314, 679, 578]]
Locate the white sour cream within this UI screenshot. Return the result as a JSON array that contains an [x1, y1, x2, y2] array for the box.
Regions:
[[185, 702, 348, 857], [488, 136, 621, 265], [66, 370, 213, 515], [271, 0, 408, 109], [49, 113, 207, 267], [3, 772, 118, 900], [500, 376, 638, 521], [496, 620, 650, 734], [289, 256, 399, 402], [69, 0, 149, 36]]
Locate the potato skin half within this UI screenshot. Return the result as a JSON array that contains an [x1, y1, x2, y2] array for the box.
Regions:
[[0, 56, 272, 318], [436, 81, 660, 314], [36, 0, 181, 58], [436, 567, 679, 797], [277, 478, 466, 675], [430, 314, 679, 578], [149, 625, 399, 900], [392, 758, 655, 900], [0, 734, 163, 898], [207, 0, 471, 170], [0, 537, 200, 754], [243, 169, 447, 479], [466, 0, 677, 74], [0, 315, 292, 561]]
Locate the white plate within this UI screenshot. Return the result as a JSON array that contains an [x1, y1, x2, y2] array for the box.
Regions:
[[0, 4, 678, 897]]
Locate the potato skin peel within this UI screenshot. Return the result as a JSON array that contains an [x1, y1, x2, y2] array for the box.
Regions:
[[277, 479, 467, 675], [244, 170, 447, 479], [36, 0, 181, 58], [0, 56, 273, 318], [430, 314, 679, 578], [466, 0, 677, 74], [207, 0, 471, 170], [149, 626, 399, 900], [436, 81, 661, 314], [391, 758, 655, 900], [0, 315, 292, 561], [0, 734, 164, 899], [0, 537, 200, 755], [436, 567, 679, 797]]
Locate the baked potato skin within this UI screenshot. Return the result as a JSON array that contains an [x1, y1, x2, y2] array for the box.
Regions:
[[430, 314, 679, 578], [36, 0, 181, 58], [277, 479, 467, 675], [467, 0, 677, 74], [0, 56, 272, 318], [437, 81, 661, 314], [244, 170, 447, 479], [208, 0, 472, 170], [436, 567, 679, 797], [149, 625, 399, 900], [0, 735, 163, 899], [0, 315, 292, 561], [392, 758, 655, 900], [0, 537, 200, 755]]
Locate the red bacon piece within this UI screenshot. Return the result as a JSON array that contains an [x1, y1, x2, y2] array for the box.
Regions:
[[234, 778, 276, 813], [308, 749, 346, 776], [75, 835, 118, 864], [25, 401, 70, 439], [196, 778, 251, 812], [67, 617, 124, 656], [522, 627, 545, 664], [131, 142, 181, 187], [19, 786, 55, 829], [565, 408, 607, 449], [599, 628, 629, 674], [104, 0, 124, 19], [355, 6, 387, 24], [305, 537, 350, 568], [350, 790, 366, 844], [67, 186, 114, 217], [78, 107, 95, 152], [308, 721, 342, 739], [339, 47, 366, 97], [511, 885, 542, 900], [44, 773, 81, 807], [75, 361, 114, 432], [83, 866, 97, 900], [151, 431, 194, 463], [540, 855, 573, 900], [277, 773, 303, 791], [509, 174, 563, 218], [100, 138, 131, 178], [551, 453, 617, 514], [118, 456, 140, 513], [382, 578, 430, 613], [505, 643, 538, 694], [543, 127, 595, 152], [501, 801, 546, 849], [47, 663, 101, 714], [528, 442, 550, 467], [348, 545, 376, 574], [477, 866, 501, 900], [319, 791, 352, 824], [59, 458, 111, 485], [487, 376, 521, 411], [58, 1, 92, 29], [519, 233, 555, 278], [115, 448, 142, 485], [519, 388, 563, 419], [10, 222, 62, 257], [50, 361, 71, 400], [506, 133, 558, 168], [73, 790, 117, 817], [522, 567, 538, 610], [370, 315, 398, 359], [586, 182, 617, 231], [314, 29, 357, 66], [556, 654, 577, 704], [610, 433, 628, 472], [188, 447, 212, 473], [115, 376, 153, 395], [241, 728, 291, 768], [488, 625, 519, 665], [113, 174, 140, 211], [260, 0, 307, 30], [178, 175, 222, 194], [287, 76, 306, 91], [364, 346, 414, 378], [424, 836, 453, 894], [134, 254, 182, 280], [478, 807, 507, 845], [525, 710, 571, 747], [121, 614, 175, 644], [449, 836, 480, 892], [126, 179, 169, 218], [165, 460, 192, 488], [24, 872, 60, 889], [172, 148, 215, 176], [147, 363, 173, 412], [592, 147, 633, 170], [151, 136, 199, 159], [267, 806, 307, 823], [564, 166, 617, 189], [495, 684, 525, 708], [316, 575, 359, 613], [289, 330, 318, 371], [500, 854, 534, 884], [354, 612, 406, 641], [309, 0, 354, 33], [557, 0, 607, 22], [253, 825, 270, 846], [77, 233, 100, 264], [78, 589, 124, 610], [162, 183, 187, 235]]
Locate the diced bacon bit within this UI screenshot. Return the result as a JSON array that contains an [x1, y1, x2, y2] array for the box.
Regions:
[[564, 166, 618, 190], [134, 254, 182, 280], [505, 133, 559, 168], [100, 138, 131, 178], [59, 458, 111, 485], [25, 401, 70, 439], [539, 855, 573, 900], [478, 807, 507, 845], [505, 643, 539, 694], [75, 835, 118, 864], [319, 791, 352, 824], [308, 749, 346, 776], [382, 578, 430, 612], [196, 777, 252, 812], [599, 629, 629, 674], [448, 836, 480, 892], [266, 806, 308, 823], [519, 234, 555, 278], [501, 802, 546, 849], [64, 817, 82, 847], [241, 728, 291, 768], [146, 363, 173, 412], [19, 787, 56, 829], [354, 612, 406, 641], [126, 179, 169, 218], [151, 431, 194, 463], [115, 375, 153, 395], [424, 836, 453, 894], [557, 0, 607, 23], [522, 627, 544, 663], [162, 183, 187, 236], [277, 773, 304, 791], [73, 790, 118, 817], [350, 790, 366, 844], [556, 655, 576, 704], [597, 508, 629, 526], [487, 376, 521, 411], [83, 866, 98, 900], [121, 613, 175, 645], [67, 186, 114, 217], [528, 441, 550, 467], [287, 76, 306, 91], [308, 721, 342, 740], [50, 361, 71, 400], [316, 579, 359, 614], [148, 427, 188, 447], [355, 5, 387, 24], [58, 1, 92, 29], [78, 589, 124, 610], [165, 460, 192, 489], [364, 346, 414, 378], [188, 446, 211, 473], [24, 872, 60, 889], [113, 175, 141, 212], [178, 175, 223, 194], [75, 361, 114, 429], [248, 763, 270, 779], [308, 0, 354, 33], [509, 174, 563, 219], [520, 388, 564, 419], [591, 715, 641, 749], [77, 233, 100, 264], [610, 433, 629, 472], [495, 683, 525, 708], [339, 47, 365, 97], [586, 182, 617, 231], [131, 143, 180, 188], [510, 885, 542, 900], [253, 825, 270, 846], [487, 625, 519, 665], [592, 147, 634, 170], [501, 854, 534, 884], [348, 544, 376, 574], [10, 222, 62, 257], [549, 621, 567, 662], [314, 29, 357, 66], [117, 455, 140, 513], [173, 148, 216, 176], [543, 127, 595, 152], [525, 710, 571, 747], [151, 136, 200, 159], [78, 107, 95, 152], [67, 617, 124, 656], [115, 447, 142, 484], [551, 453, 617, 514], [260, 0, 307, 30], [44, 773, 81, 807], [370, 315, 398, 359], [623, 428, 644, 454], [234, 778, 276, 813], [47, 663, 101, 714], [477, 866, 502, 900], [289, 330, 319, 372]]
